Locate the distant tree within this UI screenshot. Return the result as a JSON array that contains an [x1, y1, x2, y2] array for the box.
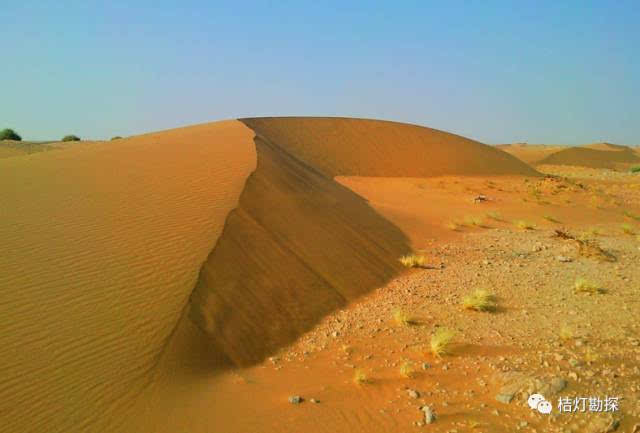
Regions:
[[110, 136, 123, 140], [62, 135, 81, 142], [0, 128, 22, 141]]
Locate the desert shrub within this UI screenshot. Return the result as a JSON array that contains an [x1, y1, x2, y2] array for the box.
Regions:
[[62, 135, 81, 142], [574, 278, 605, 295], [462, 289, 497, 312], [0, 128, 21, 141], [110, 136, 123, 140], [514, 220, 535, 230], [430, 328, 456, 357], [631, 166, 640, 173], [399, 254, 428, 268]]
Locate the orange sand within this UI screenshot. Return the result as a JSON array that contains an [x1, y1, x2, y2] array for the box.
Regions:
[[0, 120, 256, 432]]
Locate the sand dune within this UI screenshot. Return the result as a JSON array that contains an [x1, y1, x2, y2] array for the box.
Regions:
[[538, 145, 640, 169], [0, 120, 256, 432], [242, 117, 539, 177], [496, 143, 567, 165], [582, 142, 630, 151], [1, 117, 539, 432], [191, 117, 538, 367]]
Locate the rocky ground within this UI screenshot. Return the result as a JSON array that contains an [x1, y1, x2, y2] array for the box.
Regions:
[[259, 168, 640, 433]]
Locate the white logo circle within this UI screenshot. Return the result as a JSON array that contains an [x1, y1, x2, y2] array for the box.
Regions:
[[527, 394, 545, 410]]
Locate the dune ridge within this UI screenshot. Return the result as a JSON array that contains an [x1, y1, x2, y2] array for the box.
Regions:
[[189, 117, 539, 367]]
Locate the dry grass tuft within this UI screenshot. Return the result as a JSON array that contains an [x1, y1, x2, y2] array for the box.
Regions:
[[399, 254, 428, 268], [353, 369, 370, 385], [621, 223, 636, 235], [399, 360, 416, 378], [514, 220, 535, 230], [393, 308, 418, 326], [464, 215, 486, 227], [430, 328, 456, 357], [462, 289, 497, 312], [574, 278, 606, 295]]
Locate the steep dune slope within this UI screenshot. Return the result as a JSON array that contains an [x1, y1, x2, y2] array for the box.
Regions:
[[0, 120, 256, 433], [538, 146, 640, 168], [190, 117, 539, 367]]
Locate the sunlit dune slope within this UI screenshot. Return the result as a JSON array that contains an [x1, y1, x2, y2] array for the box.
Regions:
[[582, 142, 630, 151], [538, 145, 640, 168], [0, 120, 256, 433], [241, 117, 540, 177], [496, 143, 567, 165], [189, 117, 539, 367]]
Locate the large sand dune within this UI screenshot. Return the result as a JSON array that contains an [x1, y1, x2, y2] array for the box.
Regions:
[[0, 117, 538, 432], [0, 120, 256, 432]]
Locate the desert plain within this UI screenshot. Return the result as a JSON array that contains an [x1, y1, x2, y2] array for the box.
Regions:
[[1, 117, 639, 433]]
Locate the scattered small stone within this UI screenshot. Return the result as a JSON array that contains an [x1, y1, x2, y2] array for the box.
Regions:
[[557, 255, 573, 262], [288, 395, 303, 404], [408, 389, 420, 399], [420, 405, 436, 424], [309, 398, 319, 404], [422, 362, 431, 370]]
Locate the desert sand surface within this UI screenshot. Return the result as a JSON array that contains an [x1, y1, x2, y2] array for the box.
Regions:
[[0, 120, 256, 432], [2, 117, 639, 433]]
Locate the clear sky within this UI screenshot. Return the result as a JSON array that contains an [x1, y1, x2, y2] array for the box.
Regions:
[[2, 1, 638, 144]]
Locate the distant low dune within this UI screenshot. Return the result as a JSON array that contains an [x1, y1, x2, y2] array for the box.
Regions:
[[0, 117, 538, 432], [538, 145, 640, 169]]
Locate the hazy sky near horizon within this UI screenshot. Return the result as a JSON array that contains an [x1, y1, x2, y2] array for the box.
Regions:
[[2, 1, 639, 143]]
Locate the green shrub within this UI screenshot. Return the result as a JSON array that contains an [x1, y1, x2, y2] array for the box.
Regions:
[[0, 128, 21, 141], [110, 136, 123, 140], [62, 135, 81, 142], [631, 166, 640, 173]]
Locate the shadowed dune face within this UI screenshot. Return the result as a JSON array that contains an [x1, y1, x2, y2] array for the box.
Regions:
[[241, 117, 540, 177], [189, 136, 411, 366], [188, 117, 538, 367], [538, 146, 640, 168]]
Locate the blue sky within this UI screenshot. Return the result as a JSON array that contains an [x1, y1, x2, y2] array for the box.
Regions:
[[1, 1, 638, 143]]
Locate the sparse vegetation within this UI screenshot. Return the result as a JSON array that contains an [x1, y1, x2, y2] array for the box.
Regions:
[[514, 220, 535, 230], [353, 369, 370, 385], [464, 215, 486, 227], [399, 254, 428, 268], [430, 328, 456, 357], [393, 308, 417, 326], [62, 135, 81, 142], [621, 223, 635, 235], [399, 360, 416, 378], [462, 289, 497, 312], [574, 278, 605, 295], [0, 128, 21, 141], [631, 166, 640, 173], [110, 136, 123, 140]]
